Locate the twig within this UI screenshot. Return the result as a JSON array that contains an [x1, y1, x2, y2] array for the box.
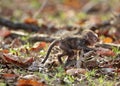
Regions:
[[33, 0, 48, 18], [95, 43, 120, 50], [28, 35, 55, 43], [8, 31, 56, 43], [81, 1, 98, 13]]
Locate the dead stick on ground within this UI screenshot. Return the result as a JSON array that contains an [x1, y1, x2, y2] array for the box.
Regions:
[[95, 43, 120, 50], [0, 17, 40, 32], [9, 31, 56, 43]]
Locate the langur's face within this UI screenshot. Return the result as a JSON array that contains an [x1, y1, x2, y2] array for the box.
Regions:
[[83, 30, 99, 45]]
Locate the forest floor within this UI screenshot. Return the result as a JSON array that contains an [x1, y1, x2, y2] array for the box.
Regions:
[[0, 0, 120, 86]]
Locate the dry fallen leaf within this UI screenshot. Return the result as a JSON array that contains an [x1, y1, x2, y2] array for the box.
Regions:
[[96, 47, 115, 56], [17, 79, 45, 86], [64, 0, 88, 9], [76, 19, 87, 26], [0, 49, 9, 54], [22, 75, 39, 80], [2, 73, 18, 79], [66, 68, 87, 75], [17, 75, 45, 86], [0, 28, 11, 37], [30, 42, 46, 52], [2, 54, 34, 67], [103, 37, 113, 43], [24, 17, 38, 25]]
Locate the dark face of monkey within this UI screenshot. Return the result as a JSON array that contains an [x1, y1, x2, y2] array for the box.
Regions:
[[82, 30, 99, 46]]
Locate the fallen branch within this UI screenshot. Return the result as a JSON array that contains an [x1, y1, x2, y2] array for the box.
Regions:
[[95, 43, 120, 50], [28, 35, 55, 43], [0, 17, 40, 32], [7, 31, 56, 43]]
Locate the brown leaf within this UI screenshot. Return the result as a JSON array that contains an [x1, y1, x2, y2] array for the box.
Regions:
[[0, 28, 11, 37], [17, 79, 45, 86], [30, 42, 46, 52], [2, 54, 34, 67], [76, 19, 87, 26], [96, 47, 115, 56], [2, 73, 18, 79], [24, 57, 34, 65], [64, 0, 88, 9], [0, 49, 9, 54], [24, 18, 38, 25], [24, 17, 38, 25], [103, 37, 113, 43]]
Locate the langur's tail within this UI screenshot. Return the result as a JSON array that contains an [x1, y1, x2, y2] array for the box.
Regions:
[[41, 39, 59, 64]]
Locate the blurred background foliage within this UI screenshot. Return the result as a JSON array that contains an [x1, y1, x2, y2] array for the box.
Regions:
[[0, 0, 120, 25]]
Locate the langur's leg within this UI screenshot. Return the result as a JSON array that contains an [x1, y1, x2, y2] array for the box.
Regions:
[[58, 52, 67, 64], [58, 42, 74, 64]]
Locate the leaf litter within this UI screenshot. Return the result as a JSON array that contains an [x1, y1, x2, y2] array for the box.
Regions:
[[0, 0, 120, 86]]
